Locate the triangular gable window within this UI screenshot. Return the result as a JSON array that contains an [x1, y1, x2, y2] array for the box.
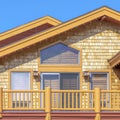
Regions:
[[40, 43, 79, 64]]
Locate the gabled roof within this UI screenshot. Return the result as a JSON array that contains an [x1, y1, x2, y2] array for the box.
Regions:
[[0, 16, 61, 39], [0, 6, 120, 58], [0, 16, 61, 49], [108, 52, 120, 68]]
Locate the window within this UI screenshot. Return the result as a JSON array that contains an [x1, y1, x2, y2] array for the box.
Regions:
[[11, 72, 30, 90], [90, 72, 109, 107], [11, 71, 31, 108], [90, 73, 109, 90], [41, 73, 79, 90], [40, 43, 79, 64], [42, 73, 60, 90], [60, 73, 79, 90], [41, 73, 79, 108]]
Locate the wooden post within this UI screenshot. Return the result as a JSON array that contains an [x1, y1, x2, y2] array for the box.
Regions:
[[45, 87, 51, 120], [94, 88, 101, 120], [0, 88, 3, 118]]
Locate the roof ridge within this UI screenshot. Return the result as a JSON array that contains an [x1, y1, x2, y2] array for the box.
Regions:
[[0, 7, 120, 58]]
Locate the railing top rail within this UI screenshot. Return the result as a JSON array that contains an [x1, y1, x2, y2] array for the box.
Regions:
[[51, 90, 95, 92], [3, 90, 45, 93], [101, 90, 120, 92]]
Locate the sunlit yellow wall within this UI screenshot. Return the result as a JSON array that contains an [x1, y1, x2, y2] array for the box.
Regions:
[[0, 20, 120, 91]]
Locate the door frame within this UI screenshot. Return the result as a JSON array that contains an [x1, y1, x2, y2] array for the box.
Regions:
[[41, 72, 80, 90], [90, 72, 109, 90], [41, 73, 60, 90]]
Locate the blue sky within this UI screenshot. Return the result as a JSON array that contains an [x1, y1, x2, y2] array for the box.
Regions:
[[0, 0, 120, 33]]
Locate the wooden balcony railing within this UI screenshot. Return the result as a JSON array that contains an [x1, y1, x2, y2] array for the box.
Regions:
[[0, 87, 120, 119], [2, 89, 45, 110], [51, 90, 94, 110]]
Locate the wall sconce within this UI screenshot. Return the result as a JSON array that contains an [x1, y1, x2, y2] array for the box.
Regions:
[[83, 71, 90, 77], [83, 71, 90, 81], [33, 71, 40, 82], [33, 71, 39, 77]]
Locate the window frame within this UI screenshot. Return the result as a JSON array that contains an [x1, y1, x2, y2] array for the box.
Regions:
[[38, 41, 82, 66], [9, 69, 33, 90], [89, 70, 111, 90], [8, 69, 33, 108], [41, 72, 80, 90], [38, 41, 82, 90], [41, 73, 60, 90], [90, 72, 109, 90]]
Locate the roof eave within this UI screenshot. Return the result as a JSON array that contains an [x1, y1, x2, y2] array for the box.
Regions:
[[0, 7, 120, 58]]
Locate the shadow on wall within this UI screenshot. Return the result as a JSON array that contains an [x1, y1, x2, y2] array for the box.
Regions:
[[0, 19, 120, 73]]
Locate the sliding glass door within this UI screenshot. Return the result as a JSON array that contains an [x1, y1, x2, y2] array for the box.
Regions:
[[41, 73, 79, 90], [41, 73, 60, 90], [41, 72, 79, 108]]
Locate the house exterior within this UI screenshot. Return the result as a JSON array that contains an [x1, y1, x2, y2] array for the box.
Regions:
[[0, 7, 120, 120]]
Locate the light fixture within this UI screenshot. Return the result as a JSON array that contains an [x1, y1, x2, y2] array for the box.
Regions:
[[33, 71, 39, 77], [33, 71, 40, 82], [83, 71, 90, 81], [83, 71, 90, 77]]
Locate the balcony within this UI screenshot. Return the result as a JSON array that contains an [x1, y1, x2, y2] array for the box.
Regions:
[[0, 88, 120, 120]]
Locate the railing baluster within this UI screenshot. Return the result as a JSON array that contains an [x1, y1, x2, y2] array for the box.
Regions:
[[114, 92, 115, 108], [80, 92, 82, 108], [102, 92, 104, 108], [39, 92, 41, 108], [30, 92, 33, 108], [15, 93, 17, 108], [117, 93, 120, 108], [92, 92, 93, 108], [106, 92, 107, 108], [52, 92, 54, 108], [116, 93, 119, 108], [56, 92, 58, 108], [84, 92, 86, 107], [60, 92, 62, 108], [37, 92, 39, 109], [64, 93, 66, 108], [23, 92, 25, 108], [68, 92, 70, 108], [76, 92, 78, 108], [27, 92, 29, 108], [72, 92, 74, 108], [19, 93, 21, 108]]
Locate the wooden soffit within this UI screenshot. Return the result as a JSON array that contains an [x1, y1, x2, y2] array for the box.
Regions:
[[1, 6, 120, 58], [109, 52, 120, 68], [0, 16, 61, 40]]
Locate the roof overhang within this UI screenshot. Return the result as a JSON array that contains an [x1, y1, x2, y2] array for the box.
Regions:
[[108, 52, 120, 68], [0, 16, 61, 40], [0, 7, 120, 58]]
